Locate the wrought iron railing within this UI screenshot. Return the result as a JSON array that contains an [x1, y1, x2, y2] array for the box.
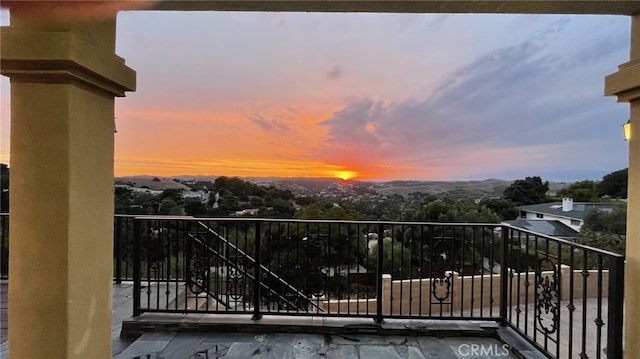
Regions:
[[0, 213, 625, 358], [114, 215, 136, 283], [0, 214, 138, 282], [501, 226, 624, 359], [0, 213, 7, 279], [129, 216, 623, 358]]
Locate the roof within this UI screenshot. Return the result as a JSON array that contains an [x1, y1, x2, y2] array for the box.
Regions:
[[322, 264, 369, 277], [504, 219, 579, 239], [516, 202, 614, 221]]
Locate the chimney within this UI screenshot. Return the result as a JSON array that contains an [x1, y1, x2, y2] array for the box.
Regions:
[[562, 198, 573, 212]]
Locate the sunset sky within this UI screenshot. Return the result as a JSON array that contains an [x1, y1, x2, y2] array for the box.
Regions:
[[0, 11, 632, 181]]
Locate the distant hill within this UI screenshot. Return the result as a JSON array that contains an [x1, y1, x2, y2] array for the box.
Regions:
[[373, 179, 510, 198], [372, 179, 568, 199], [115, 176, 190, 191], [115, 175, 569, 199]]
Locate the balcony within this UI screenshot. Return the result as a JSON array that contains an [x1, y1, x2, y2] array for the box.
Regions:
[[0, 213, 624, 358]]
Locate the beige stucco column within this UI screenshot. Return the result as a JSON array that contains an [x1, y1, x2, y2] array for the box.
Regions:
[[605, 13, 640, 359], [0, 8, 135, 358]]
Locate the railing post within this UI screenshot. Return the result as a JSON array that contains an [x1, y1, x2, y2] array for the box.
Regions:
[[376, 223, 384, 324], [132, 218, 141, 317], [114, 216, 122, 284], [499, 225, 509, 324], [607, 255, 625, 358], [252, 221, 262, 320]]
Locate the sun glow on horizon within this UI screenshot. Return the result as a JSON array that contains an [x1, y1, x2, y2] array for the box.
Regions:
[[114, 156, 375, 180], [334, 170, 358, 181]]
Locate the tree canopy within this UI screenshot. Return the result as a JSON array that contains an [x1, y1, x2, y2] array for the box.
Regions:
[[555, 180, 598, 202], [114, 187, 160, 215], [576, 204, 627, 261], [478, 198, 518, 221], [581, 205, 627, 237], [294, 201, 361, 220], [403, 196, 501, 223], [598, 168, 627, 199], [502, 176, 549, 206]]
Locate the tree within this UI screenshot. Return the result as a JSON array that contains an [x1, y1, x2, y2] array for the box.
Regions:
[[556, 180, 598, 202], [368, 239, 413, 279], [581, 205, 626, 237], [577, 230, 625, 258], [398, 196, 502, 278], [403, 196, 501, 223], [295, 201, 361, 220], [598, 168, 628, 198], [478, 198, 518, 221], [183, 198, 207, 216], [160, 188, 184, 202], [570, 204, 627, 269], [503, 176, 549, 206], [114, 187, 160, 215], [159, 198, 184, 215], [270, 198, 295, 218]]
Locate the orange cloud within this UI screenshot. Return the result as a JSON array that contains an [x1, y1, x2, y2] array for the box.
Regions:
[[113, 103, 431, 179]]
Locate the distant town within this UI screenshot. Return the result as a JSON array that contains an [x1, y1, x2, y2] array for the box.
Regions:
[[0, 163, 628, 256]]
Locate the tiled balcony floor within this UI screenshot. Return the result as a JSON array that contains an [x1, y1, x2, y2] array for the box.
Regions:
[[115, 331, 522, 359], [0, 281, 6, 345], [1, 282, 602, 358]]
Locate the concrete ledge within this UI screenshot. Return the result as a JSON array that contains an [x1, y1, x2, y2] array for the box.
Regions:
[[121, 313, 500, 340], [496, 327, 548, 359]]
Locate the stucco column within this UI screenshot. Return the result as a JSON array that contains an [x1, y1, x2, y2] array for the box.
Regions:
[[604, 13, 640, 359], [0, 9, 135, 359]]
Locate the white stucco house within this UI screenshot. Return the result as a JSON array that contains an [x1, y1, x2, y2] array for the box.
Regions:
[[510, 198, 615, 233]]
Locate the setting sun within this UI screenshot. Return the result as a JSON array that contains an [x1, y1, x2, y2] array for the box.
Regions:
[[335, 170, 358, 181]]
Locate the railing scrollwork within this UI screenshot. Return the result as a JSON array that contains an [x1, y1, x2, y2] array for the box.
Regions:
[[535, 257, 559, 335]]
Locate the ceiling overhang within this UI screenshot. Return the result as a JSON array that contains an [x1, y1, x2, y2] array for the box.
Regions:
[[1, 1, 640, 15], [148, 1, 640, 15]]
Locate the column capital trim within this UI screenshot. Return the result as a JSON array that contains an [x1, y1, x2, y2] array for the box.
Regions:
[[0, 28, 135, 97], [605, 60, 640, 103]]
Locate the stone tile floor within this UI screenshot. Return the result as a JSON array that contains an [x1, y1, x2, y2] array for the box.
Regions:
[[1, 282, 601, 358], [114, 331, 520, 359], [0, 282, 6, 344]]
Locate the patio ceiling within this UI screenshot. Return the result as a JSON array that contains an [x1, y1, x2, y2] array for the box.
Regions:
[[149, 0, 640, 15], [1, 0, 639, 15]]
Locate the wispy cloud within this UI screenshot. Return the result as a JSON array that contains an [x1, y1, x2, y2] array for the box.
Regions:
[[249, 113, 291, 132], [0, 12, 622, 181], [326, 64, 344, 81], [313, 17, 629, 179]]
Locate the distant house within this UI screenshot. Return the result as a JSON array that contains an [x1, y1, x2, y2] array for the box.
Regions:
[[510, 198, 614, 233], [321, 264, 374, 286], [231, 208, 260, 217], [114, 184, 163, 196], [182, 189, 210, 203]]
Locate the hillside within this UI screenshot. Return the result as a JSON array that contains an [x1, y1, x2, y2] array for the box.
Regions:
[[372, 179, 567, 198], [372, 179, 506, 198], [115, 175, 569, 199], [115, 176, 190, 191]]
